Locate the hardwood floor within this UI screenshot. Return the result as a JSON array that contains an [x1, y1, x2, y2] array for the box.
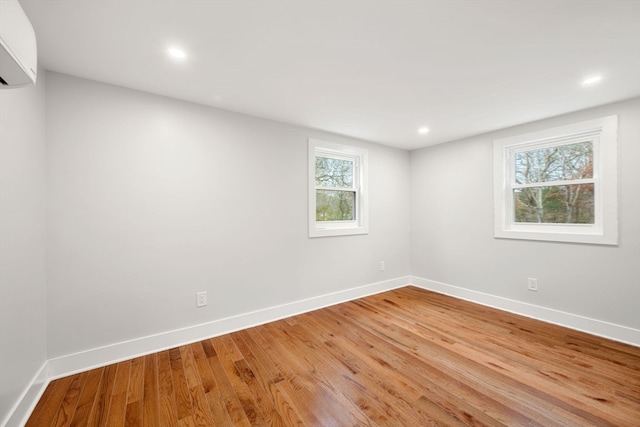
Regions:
[[26, 286, 640, 426]]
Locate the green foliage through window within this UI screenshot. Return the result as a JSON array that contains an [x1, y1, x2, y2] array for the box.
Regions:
[[513, 141, 594, 224], [316, 190, 355, 221], [514, 184, 594, 224]]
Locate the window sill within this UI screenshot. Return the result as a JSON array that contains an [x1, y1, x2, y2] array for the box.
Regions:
[[495, 227, 617, 245], [309, 225, 369, 238]]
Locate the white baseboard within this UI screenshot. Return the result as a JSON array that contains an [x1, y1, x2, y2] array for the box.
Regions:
[[410, 276, 640, 347], [1, 361, 49, 427], [12, 274, 636, 426], [47, 276, 411, 380]]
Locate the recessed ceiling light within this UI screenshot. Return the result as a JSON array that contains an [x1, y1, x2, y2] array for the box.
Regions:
[[418, 127, 430, 135], [168, 47, 186, 59], [582, 75, 602, 86]]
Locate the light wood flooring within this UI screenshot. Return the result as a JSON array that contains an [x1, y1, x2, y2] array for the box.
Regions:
[[26, 286, 640, 426]]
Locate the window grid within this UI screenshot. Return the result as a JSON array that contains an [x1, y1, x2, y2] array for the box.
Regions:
[[507, 138, 598, 225]]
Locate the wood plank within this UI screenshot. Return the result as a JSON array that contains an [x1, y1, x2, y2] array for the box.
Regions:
[[315, 304, 512, 425], [50, 373, 87, 427], [156, 350, 179, 427], [124, 356, 145, 426], [190, 341, 234, 425], [168, 347, 194, 425], [295, 310, 463, 426], [210, 336, 267, 425], [243, 327, 323, 426], [142, 353, 160, 427], [69, 368, 104, 426], [222, 334, 287, 426], [332, 297, 587, 425], [363, 289, 636, 425], [231, 331, 305, 426], [270, 315, 423, 426], [234, 330, 306, 426], [330, 299, 556, 422], [258, 322, 373, 426], [86, 363, 117, 427], [204, 339, 252, 427], [104, 360, 132, 427], [179, 345, 215, 426]]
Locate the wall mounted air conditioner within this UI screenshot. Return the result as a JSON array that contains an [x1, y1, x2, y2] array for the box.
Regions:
[[0, 0, 37, 88]]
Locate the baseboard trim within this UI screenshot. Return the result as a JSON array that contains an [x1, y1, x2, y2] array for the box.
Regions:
[[1, 361, 49, 427], [410, 276, 640, 347], [47, 276, 411, 380], [17, 274, 637, 426]]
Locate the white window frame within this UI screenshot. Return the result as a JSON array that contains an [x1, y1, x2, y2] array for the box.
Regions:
[[493, 116, 618, 245], [309, 139, 369, 238]]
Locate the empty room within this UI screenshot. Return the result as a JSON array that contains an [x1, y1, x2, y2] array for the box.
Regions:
[[1, 0, 639, 426]]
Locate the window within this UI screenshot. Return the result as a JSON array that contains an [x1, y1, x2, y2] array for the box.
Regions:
[[309, 139, 368, 237], [494, 116, 618, 245]]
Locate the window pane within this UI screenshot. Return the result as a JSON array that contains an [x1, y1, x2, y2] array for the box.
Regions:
[[316, 190, 355, 221], [514, 141, 593, 184], [513, 184, 594, 224], [315, 157, 354, 188]]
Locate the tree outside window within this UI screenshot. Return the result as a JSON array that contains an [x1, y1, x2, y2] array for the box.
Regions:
[[315, 156, 356, 221], [513, 141, 594, 224]]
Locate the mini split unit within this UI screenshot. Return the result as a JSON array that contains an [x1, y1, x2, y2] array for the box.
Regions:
[[0, 0, 37, 88]]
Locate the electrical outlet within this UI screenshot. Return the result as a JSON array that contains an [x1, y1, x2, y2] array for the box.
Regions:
[[196, 291, 207, 307], [379, 261, 385, 271], [527, 278, 538, 291]]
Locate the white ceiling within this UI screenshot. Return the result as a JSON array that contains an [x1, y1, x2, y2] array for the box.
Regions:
[[18, 0, 640, 150]]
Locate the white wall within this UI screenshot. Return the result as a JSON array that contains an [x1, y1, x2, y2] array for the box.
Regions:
[[45, 72, 411, 359], [2, 68, 636, 422], [0, 73, 48, 424], [410, 97, 640, 331]]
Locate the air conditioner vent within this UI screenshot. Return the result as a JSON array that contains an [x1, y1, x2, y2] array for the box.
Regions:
[[0, 0, 38, 88]]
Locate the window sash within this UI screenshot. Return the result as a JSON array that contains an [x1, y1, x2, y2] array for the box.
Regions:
[[315, 188, 357, 222], [512, 184, 596, 225], [512, 178, 595, 189], [315, 149, 361, 221]]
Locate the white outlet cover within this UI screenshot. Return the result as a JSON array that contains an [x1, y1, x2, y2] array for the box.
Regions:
[[196, 291, 207, 307]]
